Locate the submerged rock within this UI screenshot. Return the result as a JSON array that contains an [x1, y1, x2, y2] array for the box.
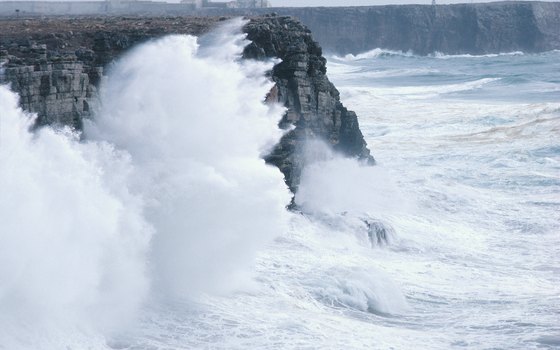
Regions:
[[364, 219, 394, 247]]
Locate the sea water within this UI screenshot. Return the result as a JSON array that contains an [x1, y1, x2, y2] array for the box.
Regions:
[[0, 21, 558, 350], [320, 49, 560, 349]]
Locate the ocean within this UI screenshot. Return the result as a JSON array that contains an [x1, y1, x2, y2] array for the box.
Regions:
[[0, 21, 558, 349]]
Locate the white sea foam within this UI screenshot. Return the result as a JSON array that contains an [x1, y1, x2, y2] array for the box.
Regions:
[[334, 48, 526, 62], [295, 141, 404, 217], [0, 84, 151, 347], [334, 48, 415, 61], [87, 19, 292, 298], [310, 267, 408, 315], [327, 65, 440, 80], [431, 51, 525, 59], [340, 77, 500, 100], [324, 51, 560, 350], [362, 68, 440, 78]]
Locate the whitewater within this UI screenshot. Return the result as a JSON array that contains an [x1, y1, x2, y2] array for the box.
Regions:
[[1, 21, 559, 349]]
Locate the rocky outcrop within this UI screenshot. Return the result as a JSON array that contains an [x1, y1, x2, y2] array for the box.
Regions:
[[244, 16, 373, 191], [0, 15, 372, 193]]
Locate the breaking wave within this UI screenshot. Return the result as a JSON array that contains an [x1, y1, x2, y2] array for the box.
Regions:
[[430, 51, 525, 59], [0, 18, 408, 350], [0, 18, 291, 348], [4, 15, 556, 350], [334, 48, 526, 61], [334, 48, 415, 61]]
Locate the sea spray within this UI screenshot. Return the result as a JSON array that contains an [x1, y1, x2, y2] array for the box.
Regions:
[[0, 19, 290, 348], [0, 19, 422, 350], [86, 19, 291, 298], [295, 140, 404, 217], [0, 85, 152, 346], [291, 140, 409, 315]]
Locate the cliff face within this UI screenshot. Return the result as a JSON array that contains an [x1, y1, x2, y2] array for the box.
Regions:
[[278, 2, 560, 55], [0, 16, 372, 193], [0, 17, 220, 127], [2, 61, 93, 129]]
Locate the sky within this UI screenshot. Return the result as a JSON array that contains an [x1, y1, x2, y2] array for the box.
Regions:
[[271, 0, 426, 5], [0, 0, 552, 5], [270, 0, 552, 5]]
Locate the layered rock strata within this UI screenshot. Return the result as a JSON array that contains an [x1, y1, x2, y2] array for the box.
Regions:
[[0, 17, 221, 127], [0, 15, 372, 192]]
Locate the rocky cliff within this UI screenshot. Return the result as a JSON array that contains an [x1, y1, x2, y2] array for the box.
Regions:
[[0, 17, 221, 127], [0, 15, 372, 193], [268, 2, 560, 55], [185, 1, 560, 55]]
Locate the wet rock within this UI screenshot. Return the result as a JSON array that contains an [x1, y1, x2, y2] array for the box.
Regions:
[[3, 62, 90, 128], [244, 16, 374, 192]]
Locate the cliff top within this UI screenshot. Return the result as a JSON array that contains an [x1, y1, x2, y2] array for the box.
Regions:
[[0, 16, 224, 37], [0, 16, 231, 66]]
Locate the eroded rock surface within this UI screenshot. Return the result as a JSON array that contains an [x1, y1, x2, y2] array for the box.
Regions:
[[0, 17, 221, 127]]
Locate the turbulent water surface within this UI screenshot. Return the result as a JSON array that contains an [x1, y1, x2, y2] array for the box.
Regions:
[[1, 21, 559, 350]]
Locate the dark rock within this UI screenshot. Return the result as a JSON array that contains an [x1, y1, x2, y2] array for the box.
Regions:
[[0, 16, 221, 128], [75, 48, 95, 63], [3, 62, 91, 128], [364, 220, 394, 246], [244, 17, 373, 192]]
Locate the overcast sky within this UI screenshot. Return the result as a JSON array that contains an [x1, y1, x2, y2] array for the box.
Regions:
[[271, 0, 427, 5], [0, 0, 552, 4], [270, 0, 549, 5]]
